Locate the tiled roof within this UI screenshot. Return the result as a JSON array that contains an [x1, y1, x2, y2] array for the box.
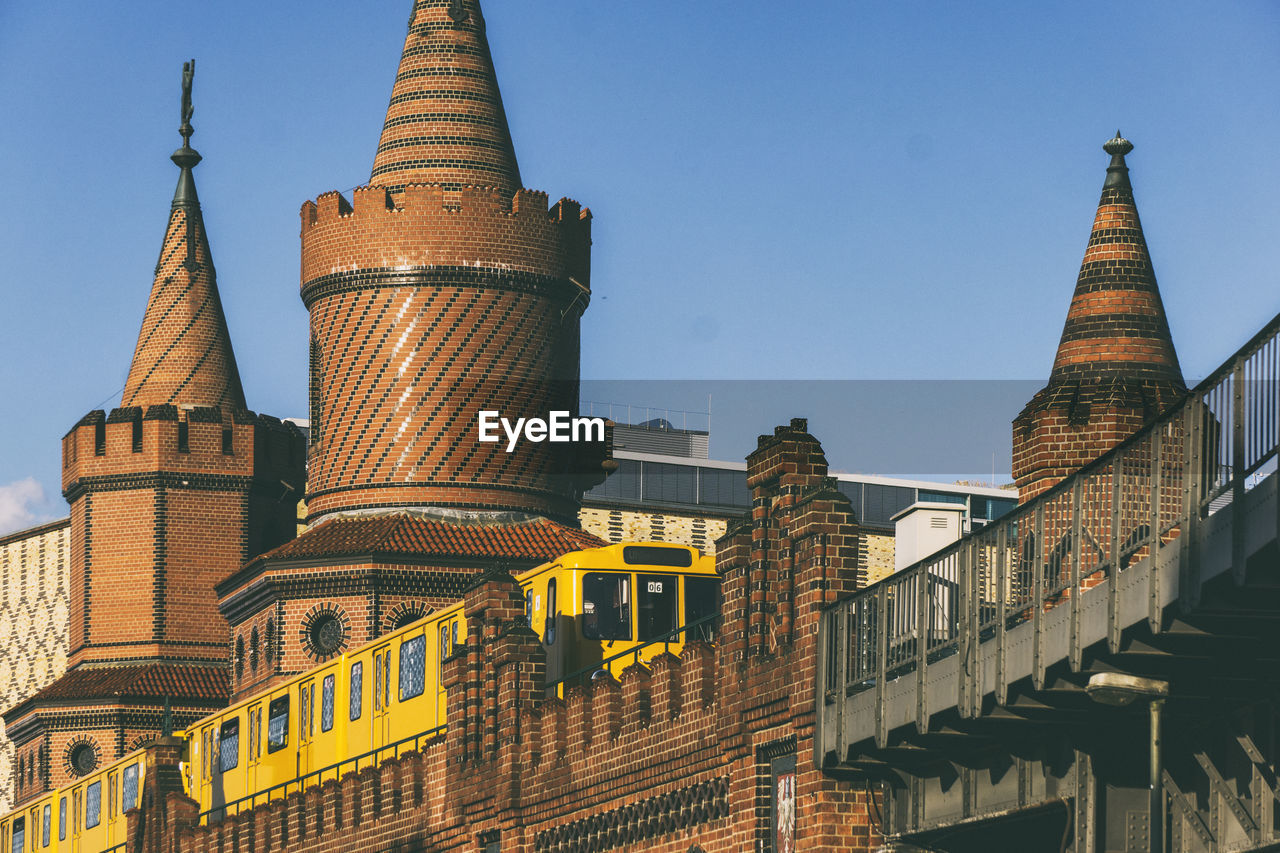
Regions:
[[257, 513, 606, 565], [16, 664, 229, 709]]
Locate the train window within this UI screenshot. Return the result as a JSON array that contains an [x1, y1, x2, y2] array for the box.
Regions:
[[349, 662, 363, 721], [307, 683, 315, 737], [374, 653, 383, 711], [58, 797, 66, 841], [219, 719, 240, 772], [384, 651, 392, 709], [299, 685, 312, 742], [582, 573, 631, 641], [266, 696, 290, 753], [109, 772, 117, 817], [544, 580, 557, 646], [248, 706, 260, 761], [11, 817, 22, 853], [623, 545, 692, 568], [637, 574, 678, 642], [85, 781, 101, 829], [399, 635, 426, 701], [41, 804, 49, 847], [685, 577, 721, 642], [122, 763, 140, 812], [524, 588, 532, 625], [321, 675, 335, 732]]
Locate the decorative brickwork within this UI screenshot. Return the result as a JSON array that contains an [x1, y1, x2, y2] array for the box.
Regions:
[[135, 419, 884, 852], [578, 506, 730, 554], [0, 521, 70, 812], [1014, 134, 1186, 502]]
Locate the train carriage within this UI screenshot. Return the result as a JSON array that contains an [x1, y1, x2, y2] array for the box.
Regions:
[[0, 749, 146, 853]]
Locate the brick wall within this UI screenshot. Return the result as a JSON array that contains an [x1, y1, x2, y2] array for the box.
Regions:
[[578, 506, 729, 555]]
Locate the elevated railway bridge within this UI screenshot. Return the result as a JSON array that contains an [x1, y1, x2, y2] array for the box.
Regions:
[[817, 313, 1280, 852]]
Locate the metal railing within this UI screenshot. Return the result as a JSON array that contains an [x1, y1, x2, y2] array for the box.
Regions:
[[198, 725, 445, 825], [547, 612, 719, 693], [821, 311, 1280, 720]]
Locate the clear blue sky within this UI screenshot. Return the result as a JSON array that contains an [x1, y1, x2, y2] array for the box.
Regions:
[[1, 2, 1278, 533]]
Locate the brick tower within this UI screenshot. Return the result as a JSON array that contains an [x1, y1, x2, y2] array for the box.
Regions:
[[3, 64, 305, 802], [217, 0, 608, 701], [1013, 133, 1186, 501]]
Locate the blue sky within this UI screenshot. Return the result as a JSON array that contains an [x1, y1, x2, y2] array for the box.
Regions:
[[1, 2, 1278, 533]]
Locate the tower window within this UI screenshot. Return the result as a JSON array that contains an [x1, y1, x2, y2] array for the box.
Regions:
[[177, 421, 190, 453], [132, 416, 143, 452], [222, 428, 233, 455]]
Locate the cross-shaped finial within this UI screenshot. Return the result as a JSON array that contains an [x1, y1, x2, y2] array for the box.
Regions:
[[179, 59, 196, 146]]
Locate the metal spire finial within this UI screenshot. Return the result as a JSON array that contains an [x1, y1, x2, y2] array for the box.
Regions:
[[179, 59, 196, 147], [1102, 130, 1134, 189]]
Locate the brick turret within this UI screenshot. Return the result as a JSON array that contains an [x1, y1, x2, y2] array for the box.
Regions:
[[217, 0, 607, 703], [1013, 133, 1186, 501], [4, 64, 305, 802], [301, 0, 598, 526]]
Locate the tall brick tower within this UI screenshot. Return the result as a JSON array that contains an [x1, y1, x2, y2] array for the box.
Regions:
[[3, 64, 305, 802], [1013, 133, 1186, 501], [217, 0, 607, 701]]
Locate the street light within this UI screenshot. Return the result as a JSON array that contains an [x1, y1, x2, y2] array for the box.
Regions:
[[1086, 673, 1170, 853]]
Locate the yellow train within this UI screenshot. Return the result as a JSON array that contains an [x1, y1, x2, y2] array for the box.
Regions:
[[0, 542, 717, 848], [0, 747, 146, 853]]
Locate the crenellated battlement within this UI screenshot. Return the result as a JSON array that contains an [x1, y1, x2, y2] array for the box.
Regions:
[[61, 405, 306, 498], [299, 182, 592, 294]]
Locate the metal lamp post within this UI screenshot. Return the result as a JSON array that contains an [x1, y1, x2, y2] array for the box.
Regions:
[[1086, 673, 1170, 852]]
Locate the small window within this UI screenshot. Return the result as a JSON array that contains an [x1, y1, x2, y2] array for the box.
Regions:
[[85, 781, 101, 829], [383, 652, 391, 709], [132, 417, 143, 452], [374, 654, 384, 712], [582, 573, 631, 641], [109, 773, 117, 817], [349, 662, 363, 721], [219, 719, 240, 772], [544, 580, 557, 646], [221, 428, 233, 455], [41, 803, 50, 847], [94, 420, 105, 455], [248, 706, 260, 761], [58, 798, 66, 841], [266, 696, 289, 753], [321, 675, 335, 732], [12, 817, 23, 853], [177, 421, 189, 453], [399, 636, 426, 701], [299, 685, 310, 743]]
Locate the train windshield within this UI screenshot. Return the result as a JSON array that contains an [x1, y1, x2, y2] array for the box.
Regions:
[[637, 574, 677, 642], [582, 573, 630, 641]]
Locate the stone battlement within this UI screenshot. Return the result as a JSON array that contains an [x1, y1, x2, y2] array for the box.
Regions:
[[300, 183, 592, 297]]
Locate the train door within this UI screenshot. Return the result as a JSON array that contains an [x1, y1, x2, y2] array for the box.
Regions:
[[372, 643, 392, 749], [298, 678, 316, 775], [105, 769, 119, 848], [542, 577, 562, 686], [683, 575, 721, 642], [70, 787, 81, 853], [246, 702, 262, 794], [197, 724, 215, 813], [434, 618, 459, 724]]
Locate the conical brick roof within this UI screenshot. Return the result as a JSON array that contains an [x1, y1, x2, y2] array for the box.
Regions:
[[1047, 132, 1184, 389], [121, 141, 246, 412], [370, 0, 522, 194]]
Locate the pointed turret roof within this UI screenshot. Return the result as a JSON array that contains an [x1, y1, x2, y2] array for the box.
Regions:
[[1046, 132, 1184, 390], [370, 0, 522, 195], [121, 61, 246, 412]]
